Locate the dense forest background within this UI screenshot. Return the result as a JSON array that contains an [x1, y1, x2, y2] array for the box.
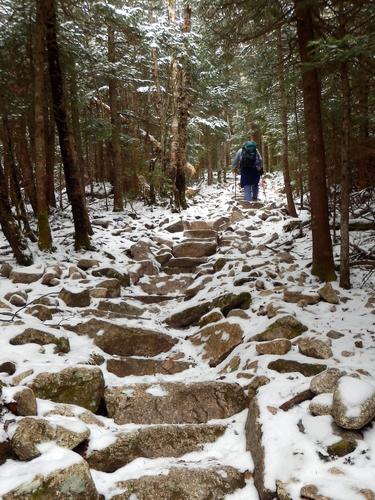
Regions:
[[0, 0, 374, 285]]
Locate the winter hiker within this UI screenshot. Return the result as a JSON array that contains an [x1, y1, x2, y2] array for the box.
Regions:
[[232, 133, 263, 201]]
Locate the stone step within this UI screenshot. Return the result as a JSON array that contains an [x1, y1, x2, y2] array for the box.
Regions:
[[138, 275, 194, 296], [105, 381, 248, 425], [85, 424, 225, 472], [106, 357, 194, 377], [172, 240, 217, 258], [183, 229, 218, 240], [163, 257, 208, 275], [66, 318, 177, 356], [111, 464, 246, 500]]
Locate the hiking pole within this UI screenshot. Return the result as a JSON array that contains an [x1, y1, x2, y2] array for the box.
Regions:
[[234, 168, 237, 201]]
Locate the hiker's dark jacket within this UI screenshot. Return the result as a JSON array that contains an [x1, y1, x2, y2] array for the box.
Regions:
[[232, 147, 263, 188]]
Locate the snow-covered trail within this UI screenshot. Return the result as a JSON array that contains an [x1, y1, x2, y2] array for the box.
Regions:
[[0, 173, 374, 499]]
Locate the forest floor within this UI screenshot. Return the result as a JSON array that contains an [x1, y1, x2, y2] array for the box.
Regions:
[[0, 173, 374, 499]]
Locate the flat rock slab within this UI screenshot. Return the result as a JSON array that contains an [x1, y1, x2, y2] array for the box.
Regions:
[[183, 229, 218, 240], [10, 328, 70, 354], [165, 292, 251, 328], [252, 315, 307, 342], [97, 300, 144, 316], [67, 318, 177, 356], [106, 357, 193, 377], [268, 359, 327, 377], [105, 382, 248, 424], [189, 322, 243, 367], [173, 241, 217, 259], [29, 367, 104, 413], [139, 275, 194, 296], [86, 424, 225, 472], [163, 256, 208, 270], [112, 465, 245, 500]]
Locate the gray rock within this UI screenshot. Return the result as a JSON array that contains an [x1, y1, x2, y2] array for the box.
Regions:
[[256, 339, 291, 356], [59, 287, 91, 307], [297, 338, 333, 359], [332, 376, 375, 430], [112, 465, 245, 500], [318, 282, 339, 304], [6, 387, 37, 416], [29, 366, 104, 413], [10, 328, 70, 354], [310, 368, 346, 395], [67, 318, 177, 356], [3, 458, 99, 499], [189, 322, 243, 367], [253, 315, 307, 342], [107, 357, 192, 377], [11, 417, 89, 460], [86, 424, 225, 472], [105, 382, 248, 425]]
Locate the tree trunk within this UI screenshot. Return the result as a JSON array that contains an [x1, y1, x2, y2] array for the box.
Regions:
[[294, 0, 335, 281], [0, 157, 33, 265], [1, 116, 36, 241], [14, 119, 37, 215], [44, 0, 92, 249], [108, 25, 124, 212], [339, 5, 351, 289], [34, 0, 53, 251], [70, 61, 85, 188], [277, 28, 297, 217]]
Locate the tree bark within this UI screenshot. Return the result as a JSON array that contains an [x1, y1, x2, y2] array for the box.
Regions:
[[34, 0, 53, 251], [294, 0, 335, 281], [277, 27, 297, 217], [1, 116, 36, 241], [44, 0, 92, 249], [14, 118, 37, 215], [0, 157, 33, 265], [108, 25, 124, 212], [339, 7, 351, 289]]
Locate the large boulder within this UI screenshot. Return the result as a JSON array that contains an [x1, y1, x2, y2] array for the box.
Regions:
[[255, 339, 292, 356], [29, 367, 104, 413], [252, 315, 307, 342], [85, 424, 225, 472], [189, 322, 243, 367], [172, 241, 217, 258], [128, 240, 154, 261], [59, 287, 91, 308], [97, 300, 144, 317], [310, 368, 346, 395], [91, 267, 130, 287], [112, 465, 245, 500], [318, 282, 340, 304], [67, 319, 177, 356], [2, 451, 99, 499], [332, 376, 375, 429], [107, 357, 192, 377], [165, 292, 251, 328], [139, 275, 194, 296], [10, 267, 44, 284], [283, 287, 320, 305], [297, 338, 333, 359], [10, 417, 89, 460], [10, 328, 70, 354], [105, 382, 248, 424]]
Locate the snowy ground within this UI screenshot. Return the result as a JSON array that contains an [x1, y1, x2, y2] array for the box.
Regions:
[[0, 173, 374, 499]]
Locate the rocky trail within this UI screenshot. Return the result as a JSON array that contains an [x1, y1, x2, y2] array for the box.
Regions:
[[0, 174, 374, 499]]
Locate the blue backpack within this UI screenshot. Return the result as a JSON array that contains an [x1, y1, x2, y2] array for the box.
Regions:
[[240, 141, 257, 169]]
